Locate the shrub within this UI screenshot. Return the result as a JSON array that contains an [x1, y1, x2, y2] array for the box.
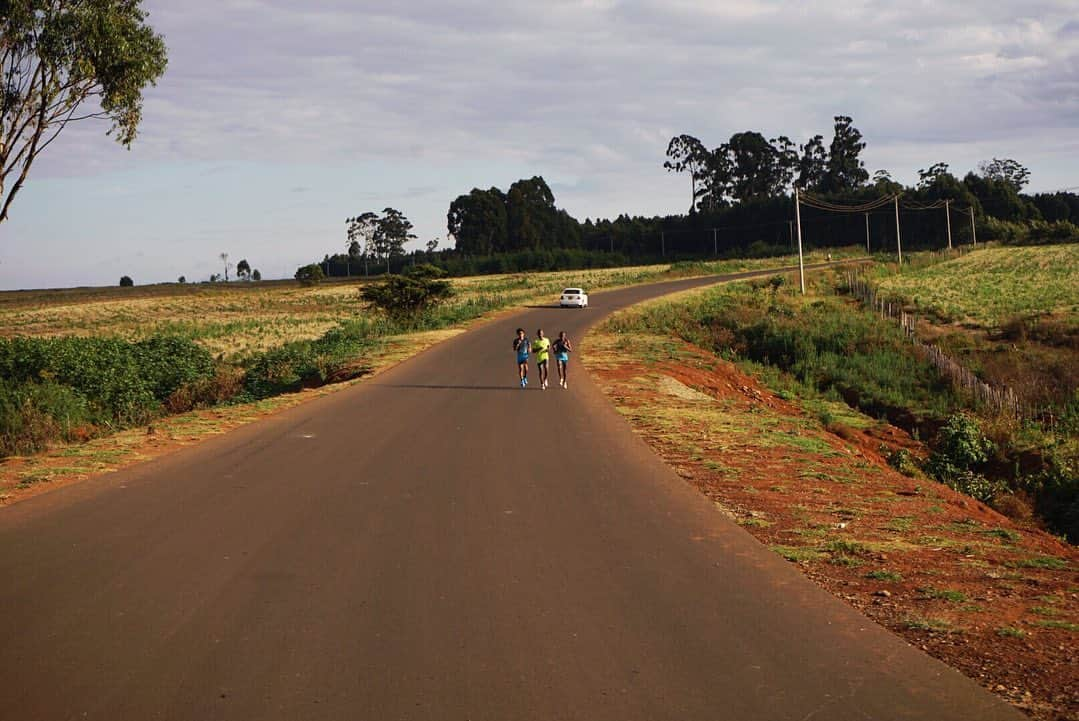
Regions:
[[0, 379, 93, 457], [242, 321, 378, 399], [926, 413, 1000, 502], [119, 275, 134, 287], [295, 263, 324, 285], [928, 412, 994, 473], [360, 268, 454, 321], [0, 335, 215, 448], [887, 448, 923, 478], [164, 368, 244, 413]]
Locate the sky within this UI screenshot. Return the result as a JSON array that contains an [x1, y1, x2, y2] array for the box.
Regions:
[[2, 0, 1077, 290]]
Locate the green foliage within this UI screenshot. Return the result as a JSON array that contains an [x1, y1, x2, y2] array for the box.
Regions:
[[241, 320, 379, 399], [924, 413, 1000, 502], [0, 335, 214, 456], [360, 268, 454, 321], [887, 448, 922, 478], [119, 275, 133, 287], [0, 0, 168, 222], [1021, 423, 1079, 543], [0, 378, 92, 456], [933, 413, 994, 468], [865, 569, 902, 582], [294, 263, 324, 285]]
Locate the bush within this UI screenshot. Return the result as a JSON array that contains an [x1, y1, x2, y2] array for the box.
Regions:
[[360, 268, 453, 321], [887, 448, 923, 478], [164, 368, 244, 413], [0, 379, 93, 457], [926, 413, 1000, 502], [0, 335, 215, 452], [295, 263, 324, 285], [242, 321, 378, 399], [119, 275, 134, 287]]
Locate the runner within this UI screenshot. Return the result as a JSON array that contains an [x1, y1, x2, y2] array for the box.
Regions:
[[513, 328, 530, 388], [553, 331, 572, 389], [532, 328, 551, 390]]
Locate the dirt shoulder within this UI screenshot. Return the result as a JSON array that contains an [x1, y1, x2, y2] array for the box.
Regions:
[[584, 328, 1078, 721]]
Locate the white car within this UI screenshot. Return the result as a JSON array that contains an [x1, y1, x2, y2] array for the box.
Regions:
[[560, 287, 588, 308]]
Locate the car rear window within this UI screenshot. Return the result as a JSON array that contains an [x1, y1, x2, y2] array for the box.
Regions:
[[563, 289, 582, 294]]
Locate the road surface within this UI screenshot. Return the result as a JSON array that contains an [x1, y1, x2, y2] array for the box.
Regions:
[[0, 266, 1024, 720]]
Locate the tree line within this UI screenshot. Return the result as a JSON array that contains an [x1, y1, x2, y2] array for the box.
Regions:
[[304, 115, 1078, 280]]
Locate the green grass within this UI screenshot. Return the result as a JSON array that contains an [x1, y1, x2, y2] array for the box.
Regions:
[[1030, 620, 1079, 631], [920, 587, 968, 602], [1008, 556, 1068, 570], [865, 569, 902, 582], [996, 626, 1027, 638], [770, 545, 825, 563], [874, 244, 1079, 329], [1030, 606, 1060, 617], [902, 616, 955, 632]]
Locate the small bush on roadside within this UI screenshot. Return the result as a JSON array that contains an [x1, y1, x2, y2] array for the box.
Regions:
[[0, 379, 93, 456], [0, 335, 215, 456], [165, 368, 244, 413]]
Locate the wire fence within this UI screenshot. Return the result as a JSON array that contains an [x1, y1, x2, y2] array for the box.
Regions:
[[841, 269, 1058, 427]]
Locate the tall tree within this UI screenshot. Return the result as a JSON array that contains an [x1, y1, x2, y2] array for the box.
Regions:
[[821, 116, 869, 193], [917, 162, 951, 189], [712, 132, 793, 203], [506, 176, 557, 250], [236, 258, 250, 279], [219, 252, 230, 281], [346, 211, 379, 275], [447, 187, 507, 255], [797, 135, 827, 191], [977, 158, 1030, 193], [374, 207, 414, 273], [663, 134, 709, 213], [0, 0, 168, 224]]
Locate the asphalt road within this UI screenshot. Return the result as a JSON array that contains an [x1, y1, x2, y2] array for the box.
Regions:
[[0, 266, 1025, 721]]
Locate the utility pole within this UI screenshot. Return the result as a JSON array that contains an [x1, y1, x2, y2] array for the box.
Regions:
[[864, 213, 870, 253], [795, 190, 806, 295], [944, 199, 953, 250], [969, 207, 977, 246], [894, 195, 903, 266], [713, 228, 718, 257]]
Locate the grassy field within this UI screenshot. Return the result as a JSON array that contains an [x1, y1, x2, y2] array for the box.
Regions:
[[0, 255, 829, 361], [874, 244, 1079, 329]]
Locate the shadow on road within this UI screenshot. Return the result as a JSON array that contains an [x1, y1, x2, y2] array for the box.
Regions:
[[377, 383, 524, 392]]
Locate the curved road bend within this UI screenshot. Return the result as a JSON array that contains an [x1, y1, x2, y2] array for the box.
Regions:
[[1, 265, 1023, 721]]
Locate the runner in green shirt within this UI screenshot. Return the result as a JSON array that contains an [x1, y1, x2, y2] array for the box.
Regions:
[[532, 329, 551, 390]]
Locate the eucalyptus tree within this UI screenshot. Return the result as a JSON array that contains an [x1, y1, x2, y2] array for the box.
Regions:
[[0, 0, 168, 223], [663, 134, 709, 213], [346, 211, 379, 275]]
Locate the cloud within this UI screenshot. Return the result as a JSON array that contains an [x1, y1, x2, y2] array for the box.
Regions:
[[5, 0, 1078, 288]]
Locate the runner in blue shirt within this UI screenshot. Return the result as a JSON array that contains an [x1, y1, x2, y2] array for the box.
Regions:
[[553, 331, 572, 389], [513, 327, 530, 388]]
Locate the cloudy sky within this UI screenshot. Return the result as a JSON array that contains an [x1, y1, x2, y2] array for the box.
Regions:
[[2, 0, 1077, 289]]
